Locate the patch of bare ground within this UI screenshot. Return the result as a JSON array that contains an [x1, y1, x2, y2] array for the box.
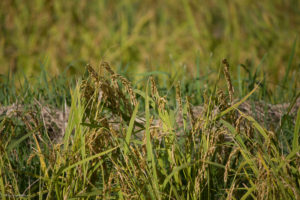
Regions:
[[0, 97, 298, 143]]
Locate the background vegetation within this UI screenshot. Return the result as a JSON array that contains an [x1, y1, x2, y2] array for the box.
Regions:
[[1, 0, 299, 85]]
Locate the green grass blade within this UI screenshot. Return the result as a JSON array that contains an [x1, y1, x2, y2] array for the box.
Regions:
[[221, 119, 259, 176], [62, 146, 119, 173], [7, 125, 41, 152], [0, 158, 6, 200], [145, 80, 152, 162], [145, 79, 160, 199], [216, 83, 260, 119], [240, 180, 257, 200], [124, 102, 140, 156], [162, 160, 225, 189], [292, 108, 300, 151], [134, 89, 156, 107], [283, 38, 297, 86]]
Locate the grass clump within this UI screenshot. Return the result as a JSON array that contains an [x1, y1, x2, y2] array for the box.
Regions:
[[0, 61, 299, 199]]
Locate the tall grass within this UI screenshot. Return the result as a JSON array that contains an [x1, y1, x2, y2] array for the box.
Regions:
[[0, 63, 299, 199]]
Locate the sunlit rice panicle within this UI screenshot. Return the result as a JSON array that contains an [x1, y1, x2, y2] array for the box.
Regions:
[[217, 89, 228, 110], [224, 147, 239, 183], [235, 115, 243, 134], [150, 76, 166, 110], [227, 181, 236, 200], [102, 62, 137, 106], [150, 76, 158, 97], [101, 61, 115, 75], [222, 59, 234, 103], [176, 82, 182, 114], [26, 152, 36, 165], [80, 80, 95, 101], [86, 64, 100, 83], [185, 96, 195, 127], [111, 73, 137, 106], [194, 172, 201, 197], [84, 63, 136, 116]]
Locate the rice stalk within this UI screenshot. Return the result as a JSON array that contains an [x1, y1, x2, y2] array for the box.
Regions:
[[222, 59, 234, 103]]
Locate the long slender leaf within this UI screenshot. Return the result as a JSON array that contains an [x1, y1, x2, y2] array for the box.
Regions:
[[62, 146, 118, 173], [145, 79, 160, 200], [292, 108, 300, 151], [124, 102, 140, 155]]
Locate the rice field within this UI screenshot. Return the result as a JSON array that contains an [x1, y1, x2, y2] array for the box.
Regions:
[[0, 1, 299, 199]]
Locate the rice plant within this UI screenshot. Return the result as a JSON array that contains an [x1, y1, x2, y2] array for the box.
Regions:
[[0, 61, 299, 199]]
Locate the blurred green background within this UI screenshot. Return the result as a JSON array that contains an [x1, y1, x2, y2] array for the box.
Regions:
[[1, 0, 299, 86]]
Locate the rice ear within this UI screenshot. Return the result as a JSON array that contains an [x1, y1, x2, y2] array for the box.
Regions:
[[222, 59, 234, 104]]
